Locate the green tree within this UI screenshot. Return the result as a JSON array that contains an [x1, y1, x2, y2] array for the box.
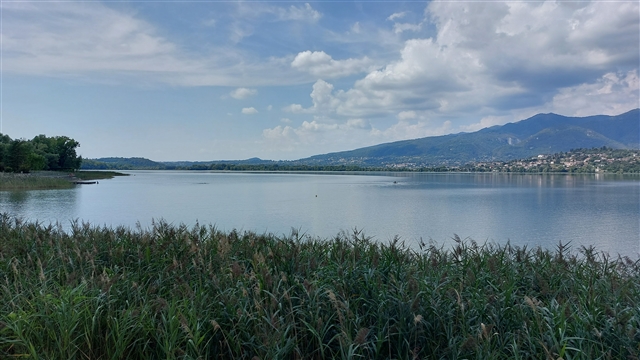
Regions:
[[27, 152, 46, 171], [7, 139, 32, 173], [31, 135, 82, 170], [0, 134, 11, 171], [54, 136, 82, 170]]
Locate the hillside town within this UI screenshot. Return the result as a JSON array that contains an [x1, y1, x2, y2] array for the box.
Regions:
[[464, 148, 640, 173]]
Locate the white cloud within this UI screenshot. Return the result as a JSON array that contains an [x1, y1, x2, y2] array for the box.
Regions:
[[397, 111, 417, 120], [387, 12, 406, 21], [2, 2, 311, 87], [3, 2, 182, 75], [230, 88, 257, 99], [289, 0, 638, 127], [267, 105, 273, 111], [549, 70, 640, 117], [283, 80, 345, 115], [393, 23, 422, 34], [279, 3, 322, 22], [262, 115, 457, 158], [262, 117, 374, 156], [283, 104, 307, 114], [371, 120, 453, 141], [291, 51, 374, 78], [236, 2, 322, 23], [242, 107, 258, 114]]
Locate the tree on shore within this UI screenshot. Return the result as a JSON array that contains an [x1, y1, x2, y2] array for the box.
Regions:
[[0, 134, 82, 173]]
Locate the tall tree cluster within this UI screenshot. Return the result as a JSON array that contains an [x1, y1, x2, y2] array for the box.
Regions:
[[0, 134, 82, 173]]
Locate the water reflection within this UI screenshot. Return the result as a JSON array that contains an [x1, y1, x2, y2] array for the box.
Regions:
[[0, 172, 638, 258], [0, 189, 79, 225]]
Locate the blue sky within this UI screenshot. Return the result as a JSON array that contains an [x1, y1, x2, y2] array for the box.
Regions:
[[2, 0, 639, 161]]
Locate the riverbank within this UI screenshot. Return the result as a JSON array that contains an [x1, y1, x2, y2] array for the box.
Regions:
[[0, 171, 127, 190], [1, 216, 638, 359]]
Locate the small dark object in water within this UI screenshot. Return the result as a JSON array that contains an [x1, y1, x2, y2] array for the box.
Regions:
[[73, 181, 98, 185], [393, 181, 397, 184]]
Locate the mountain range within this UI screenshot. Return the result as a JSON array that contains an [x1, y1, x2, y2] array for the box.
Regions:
[[297, 108, 639, 166], [82, 109, 639, 169]]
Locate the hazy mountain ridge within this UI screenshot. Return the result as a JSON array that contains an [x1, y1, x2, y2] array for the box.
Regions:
[[298, 109, 639, 166]]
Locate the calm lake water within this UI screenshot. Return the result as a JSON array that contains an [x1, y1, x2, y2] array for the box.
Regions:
[[1, 171, 639, 258]]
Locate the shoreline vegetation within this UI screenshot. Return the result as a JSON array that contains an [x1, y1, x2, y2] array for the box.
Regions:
[[0, 171, 128, 191], [1, 216, 638, 358], [0, 133, 129, 190]]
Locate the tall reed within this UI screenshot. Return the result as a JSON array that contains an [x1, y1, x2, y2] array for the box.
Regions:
[[0, 173, 74, 190], [1, 215, 638, 359]]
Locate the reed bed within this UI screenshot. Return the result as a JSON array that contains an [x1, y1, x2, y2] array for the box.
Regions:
[[0, 215, 638, 359], [0, 173, 74, 190], [73, 171, 127, 181]]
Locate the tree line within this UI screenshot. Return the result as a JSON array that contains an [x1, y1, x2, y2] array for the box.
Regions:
[[0, 134, 82, 173]]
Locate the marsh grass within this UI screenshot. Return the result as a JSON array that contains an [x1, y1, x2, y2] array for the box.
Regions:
[[0, 173, 74, 190], [73, 171, 127, 181], [0, 215, 638, 359], [0, 171, 126, 190]]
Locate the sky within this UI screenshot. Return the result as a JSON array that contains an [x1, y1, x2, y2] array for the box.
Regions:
[[2, 0, 639, 161]]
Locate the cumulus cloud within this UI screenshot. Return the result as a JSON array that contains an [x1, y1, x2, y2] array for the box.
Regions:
[[283, 80, 346, 115], [230, 88, 257, 99], [291, 0, 638, 126], [291, 51, 374, 78], [282, 104, 307, 113], [242, 107, 258, 114]]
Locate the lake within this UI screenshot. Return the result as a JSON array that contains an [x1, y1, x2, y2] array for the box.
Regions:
[[1, 171, 639, 258]]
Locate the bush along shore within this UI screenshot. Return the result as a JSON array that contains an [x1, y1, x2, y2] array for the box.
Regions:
[[1, 216, 639, 359]]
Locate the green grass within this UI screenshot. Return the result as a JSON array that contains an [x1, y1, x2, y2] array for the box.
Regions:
[[0, 215, 638, 359]]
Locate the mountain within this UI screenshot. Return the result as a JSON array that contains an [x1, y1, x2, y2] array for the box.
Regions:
[[297, 109, 640, 166]]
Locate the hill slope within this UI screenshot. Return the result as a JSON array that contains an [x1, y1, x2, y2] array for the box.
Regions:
[[298, 109, 639, 166]]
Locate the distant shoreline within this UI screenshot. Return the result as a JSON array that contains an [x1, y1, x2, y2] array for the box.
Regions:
[[82, 148, 640, 174]]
